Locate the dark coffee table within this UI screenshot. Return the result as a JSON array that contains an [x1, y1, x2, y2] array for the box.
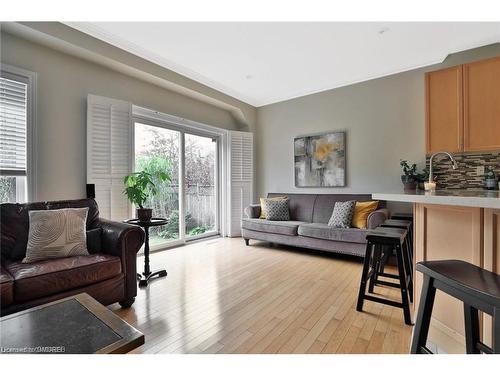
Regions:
[[0, 293, 144, 354], [124, 218, 168, 287]]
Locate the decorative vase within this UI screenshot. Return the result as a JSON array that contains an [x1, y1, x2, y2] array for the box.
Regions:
[[485, 178, 497, 190], [137, 208, 153, 222]]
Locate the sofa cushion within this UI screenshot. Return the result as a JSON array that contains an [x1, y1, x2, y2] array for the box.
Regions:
[[312, 194, 377, 224], [298, 223, 368, 244], [241, 218, 306, 236], [5, 254, 122, 303], [0, 265, 14, 307], [264, 199, 290, 221]]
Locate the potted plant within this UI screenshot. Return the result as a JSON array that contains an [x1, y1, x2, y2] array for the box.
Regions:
[[123, 158, 171, 222], [400, 160, 419, 191], [484, 166, 497, 190]]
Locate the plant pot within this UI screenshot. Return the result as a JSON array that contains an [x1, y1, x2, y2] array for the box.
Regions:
[[401, 176, 417, 191], [137, 208, 153, 222]]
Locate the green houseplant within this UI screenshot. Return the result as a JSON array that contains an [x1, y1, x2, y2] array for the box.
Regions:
[[123, 157, 171, 222], [400, 160, 418, 191]]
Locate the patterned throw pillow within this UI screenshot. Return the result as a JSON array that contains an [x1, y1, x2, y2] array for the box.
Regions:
[[265, 199, 290, 221], [259, 196, 288, 219], [328, 201, 356, 228], [23, 208, 90, 263]]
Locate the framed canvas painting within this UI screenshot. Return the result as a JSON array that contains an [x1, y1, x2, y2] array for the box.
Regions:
[[294, 131, 346, 187]]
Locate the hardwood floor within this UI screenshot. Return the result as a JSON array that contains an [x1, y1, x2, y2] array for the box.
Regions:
[[111, 237, 412, 354]]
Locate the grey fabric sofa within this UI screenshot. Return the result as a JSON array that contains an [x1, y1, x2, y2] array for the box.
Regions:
[[241, 193, 389, 258]]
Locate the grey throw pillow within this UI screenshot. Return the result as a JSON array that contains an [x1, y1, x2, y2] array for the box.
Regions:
[[23, 208, 90, 263], [328, 201, 356, 228], [265, 198, 290, 221]]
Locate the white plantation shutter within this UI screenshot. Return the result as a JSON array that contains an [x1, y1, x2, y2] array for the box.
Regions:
[[228, 131, 253, 237], [0, 76, 27, 175], [87, 94, 132, 221]]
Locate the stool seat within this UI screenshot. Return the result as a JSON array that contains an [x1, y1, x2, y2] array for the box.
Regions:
[[391, 213, 413, 221], [366, 228, 406, 245], [383, 219, 412, 228], [417, 260, 500, 308]]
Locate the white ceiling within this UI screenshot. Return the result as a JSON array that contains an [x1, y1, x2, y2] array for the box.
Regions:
[[67, 22, 500, 107]]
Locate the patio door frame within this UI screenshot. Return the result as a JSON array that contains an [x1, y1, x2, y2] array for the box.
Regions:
[[132, 106, 226, 251]]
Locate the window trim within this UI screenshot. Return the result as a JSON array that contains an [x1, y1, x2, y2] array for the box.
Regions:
[[0, 63, 37, 202]]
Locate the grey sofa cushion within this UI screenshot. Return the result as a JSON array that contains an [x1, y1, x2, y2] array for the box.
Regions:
[[298, 223, 368, 244], [241, 218, 306, 236]]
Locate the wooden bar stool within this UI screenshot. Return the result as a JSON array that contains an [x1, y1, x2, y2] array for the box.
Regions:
[[411, 260, 500, 354], [391, 212, 413, 222], [382, 219, 413, 254], [356, 228, 412, 325], [373, 226, 414, 303], [380, 219, 414, 278]]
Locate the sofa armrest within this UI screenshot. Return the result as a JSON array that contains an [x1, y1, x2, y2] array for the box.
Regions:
[[367, 208, 390, 229], [244, 204, 261, 219], [97, 218, 145, 300]]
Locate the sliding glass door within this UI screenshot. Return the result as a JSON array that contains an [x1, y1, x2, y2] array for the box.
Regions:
[[184, 133, 218, 239], [134, 120, 219, 249]]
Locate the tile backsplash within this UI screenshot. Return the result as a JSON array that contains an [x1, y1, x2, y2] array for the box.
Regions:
[[426, 152, 500, 190]]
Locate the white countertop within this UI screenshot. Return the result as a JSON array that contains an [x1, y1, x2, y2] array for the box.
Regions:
[[372, 190, 500, 209]]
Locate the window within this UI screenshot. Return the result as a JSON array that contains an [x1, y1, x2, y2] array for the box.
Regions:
[[0, 65, 36, 203]]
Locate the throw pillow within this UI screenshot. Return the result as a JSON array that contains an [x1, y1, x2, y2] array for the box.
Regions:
[[265, 199, 290, 221], [260, 196, 288, 219], [328, 201, 356, 228], [23, 208, 90, 263], [352, 201, 379, 229]]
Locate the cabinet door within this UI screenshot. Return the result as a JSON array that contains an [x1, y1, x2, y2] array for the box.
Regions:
[[425, 66, 464, 154], [464, 56, 500, 152]]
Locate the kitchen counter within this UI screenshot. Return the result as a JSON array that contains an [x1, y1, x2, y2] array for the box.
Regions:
[[373, 189, 500, 353], [372, 189, 500, 209]]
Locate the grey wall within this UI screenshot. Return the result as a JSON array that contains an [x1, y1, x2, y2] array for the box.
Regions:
[[1, 32, 256, 201], [256, 44, 500, 212]]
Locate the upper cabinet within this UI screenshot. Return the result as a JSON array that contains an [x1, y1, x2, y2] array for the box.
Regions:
[[425, 56, 500, 154], [463, 57, 500, 152], [425, 65, 463, 154]]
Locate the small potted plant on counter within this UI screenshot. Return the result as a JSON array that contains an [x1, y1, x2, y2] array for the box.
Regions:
[[123, 157, 171, 222], [399, 160, 427, 191], [484, 166, 497, 190]]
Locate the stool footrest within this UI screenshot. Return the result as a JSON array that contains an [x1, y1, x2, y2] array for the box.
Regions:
[[362, 294, 404, 309], [375, 280, 402, 289], [378, 272, 399, 280]]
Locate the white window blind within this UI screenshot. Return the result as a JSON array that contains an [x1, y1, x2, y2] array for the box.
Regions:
[[87, 94, 132, 221], [228, 130, 253, 237], [0, 76, 27, 176]]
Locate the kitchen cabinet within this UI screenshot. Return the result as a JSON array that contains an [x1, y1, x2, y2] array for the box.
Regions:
[[463, 57, 500, 152], [425, 66, 463, 154], [425, 56, 500, 154]]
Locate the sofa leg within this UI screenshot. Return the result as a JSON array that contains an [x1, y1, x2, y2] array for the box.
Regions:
[[119, 297, 135, 308], [244, 238, 250, 246]]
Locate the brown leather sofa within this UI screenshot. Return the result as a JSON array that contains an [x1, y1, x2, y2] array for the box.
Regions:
[[0, 198, 145, 316]]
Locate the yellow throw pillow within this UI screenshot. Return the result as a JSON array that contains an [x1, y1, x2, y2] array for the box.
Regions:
[[352, 201, 379, 229], [260, 196, 288, 219]]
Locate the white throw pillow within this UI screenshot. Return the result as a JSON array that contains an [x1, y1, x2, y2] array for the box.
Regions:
[[23, 208, 90, 263]]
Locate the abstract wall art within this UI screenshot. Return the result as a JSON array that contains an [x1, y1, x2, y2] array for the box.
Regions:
[[294, 131, 346, 187]]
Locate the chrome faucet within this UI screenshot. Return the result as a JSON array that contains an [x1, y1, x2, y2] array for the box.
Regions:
[[428, 151, 458, 183]]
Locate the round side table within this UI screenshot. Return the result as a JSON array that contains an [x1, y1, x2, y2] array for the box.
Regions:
[[124, 218, 168, 287]]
